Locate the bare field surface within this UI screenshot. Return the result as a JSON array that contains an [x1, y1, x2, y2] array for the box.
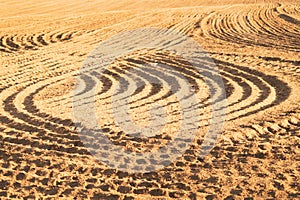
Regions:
[[0, 0, 299, 199]]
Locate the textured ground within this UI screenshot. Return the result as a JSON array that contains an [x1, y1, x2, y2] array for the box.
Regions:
[[0, 0, 299, 199]]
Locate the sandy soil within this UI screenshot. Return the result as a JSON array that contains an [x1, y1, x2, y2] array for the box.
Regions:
[[0, 0, 299, 199]]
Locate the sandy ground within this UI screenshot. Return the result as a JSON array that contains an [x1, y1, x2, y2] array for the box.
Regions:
[[0, 0, 299, 199]]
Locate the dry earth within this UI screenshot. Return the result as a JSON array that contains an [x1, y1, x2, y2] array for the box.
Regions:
[[0, 0, 299, 199]]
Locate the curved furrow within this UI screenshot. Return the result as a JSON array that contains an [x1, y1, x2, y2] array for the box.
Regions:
[[66, 46, 211, 105], [20, 35, 36, 50], [139, 53, 231, 106], [99, 52, 216, 109], [219, 60, 289, 120], [219, 69, 253, 109], [0, 31, 79, 53], [116, 66, 181, 109], [2, 35, 20, 51], [109, 66, 165, 103], [0, 76, 96, 159], [75, 64, 168, 111], [39, 50, 292, 130], [107, 68, 174, 121], [26, 34, 41, 48], [0, 36, 12, 53], [1, 91, 87, 157], [222, 63, 270, 116], [2, 84, 74, 137], [53, 31, 75, 42], [73, 73, 179, 151], [118, 59, 182, 102], [57, 51, 205, 109], [121, 70, 209, 121], [66, 51, 294, 162], [0, 53, 82, 130], [1, 35, 21, 52], [154, 54, 287, 120], [258, 5, 299, 43], [278, 4, 300, 17], [244, 6, 293, 48], [72, 50, 291, 125], [1, 76, 75, 131], [247, 5, 299, 48], [200, 4, 300, 51], [36, 33, 49, 46], [4, 52, 206, 153], [271, 7, 300, 36]]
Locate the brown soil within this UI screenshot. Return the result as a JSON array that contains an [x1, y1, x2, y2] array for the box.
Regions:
[[0, 0, 299, 199]]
